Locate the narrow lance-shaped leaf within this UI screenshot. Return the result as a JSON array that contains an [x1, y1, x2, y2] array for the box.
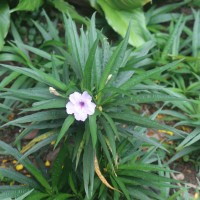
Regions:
[[120, 60, 182, 90], [55, 115, 75, 147], [0, 72, 20, 88], [21, 132, 54, 154], [83, 139, 95, 198], [192, 10, 200, 57], [1, 64, 68, 91], [0, 141, 51, 191], [2, 110, 67, 127], [110, 112, 186, 137], [0, 0, 10, 51], [15, 189, 34, 200], [19, 135, 56, 162], [89, 114, 97, 148], [82, 37, 100, 90], [0, 168, 39, 189], [51, 143, 68, 188], [98, 24, 130, 92], [114, 93, 187, 105]]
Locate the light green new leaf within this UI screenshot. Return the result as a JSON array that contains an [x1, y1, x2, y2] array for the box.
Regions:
[[11, 0, 44, 12], [97, 0, 151, 47], [0, 0, 10, 51]]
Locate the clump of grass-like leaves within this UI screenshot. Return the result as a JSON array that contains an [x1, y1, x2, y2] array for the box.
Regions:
[[0, 13, 186, 199]]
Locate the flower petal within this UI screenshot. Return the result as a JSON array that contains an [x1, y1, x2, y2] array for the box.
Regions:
[[74, 112, 88, 121], [66, 102, 75, 114], [82, 91, 92, 101], [69, 92, 82, 104], [85, 102, 96, 115]]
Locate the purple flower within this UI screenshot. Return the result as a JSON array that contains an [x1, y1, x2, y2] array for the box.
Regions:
[[66, 91, 96, 121]]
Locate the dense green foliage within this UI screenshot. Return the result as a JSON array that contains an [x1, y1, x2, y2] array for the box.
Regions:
[[0, 1, 200, 199]]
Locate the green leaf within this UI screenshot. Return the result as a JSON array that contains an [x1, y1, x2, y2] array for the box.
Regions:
[[114, 93, 187, 105], [120, 60, 182, 90], [51, 0, 88, 25], [110, 112, 185, 137], [177, 128, 200, 150], [167, 146, 200, 164], [52, 193, 74, 200], [19, 134, 57, 161], [1, 64, 68, 91], [83, 139, 94, 198], [192, 10, 200, 57], [113, 177, 130, 200], [98, 26, 130, 92], [63, 14, 83, 79], [15, 189, 34, 200], [12, 0, 44, 12], [22, 191, 49, 200], [0, 0, 10, 51], [100, 118, 117, 163], [118, 163, 170, 172], [42, 10, 59, 41], [32, 20, 52, 41], [0, 141, 51, 191], [0, 187, 31, 199], [102, 112, 119, 137], [97, 0, 151, 47], [109, 0, 151, 10], [82, 37, 99, 90], [161, 15, 184, 60], [55, 115, 75, 147], [98, 131, 114, 170], [21, 99, 66, 113], [117, 170, 178, 183], [89, 114, 97, 148], [51, 143, 68, 188], [0, 168, 39, 189], [2, 110, 67, 127], [3, 88, 53, 101]]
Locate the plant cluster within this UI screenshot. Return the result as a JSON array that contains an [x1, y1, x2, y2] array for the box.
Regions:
[[0, 0, 200, 200]]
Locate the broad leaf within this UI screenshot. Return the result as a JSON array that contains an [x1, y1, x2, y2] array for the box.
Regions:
[[12, 0, 44, 12], [97, 0, 151, 47]]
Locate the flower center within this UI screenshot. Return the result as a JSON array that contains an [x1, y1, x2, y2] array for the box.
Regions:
[[79, 101, 85, 108]]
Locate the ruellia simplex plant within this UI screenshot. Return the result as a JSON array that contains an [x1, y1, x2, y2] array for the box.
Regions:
[[0, 14, 187, 199]]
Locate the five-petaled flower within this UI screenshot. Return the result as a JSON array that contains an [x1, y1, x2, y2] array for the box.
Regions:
[[66, 91, 96, 121]]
